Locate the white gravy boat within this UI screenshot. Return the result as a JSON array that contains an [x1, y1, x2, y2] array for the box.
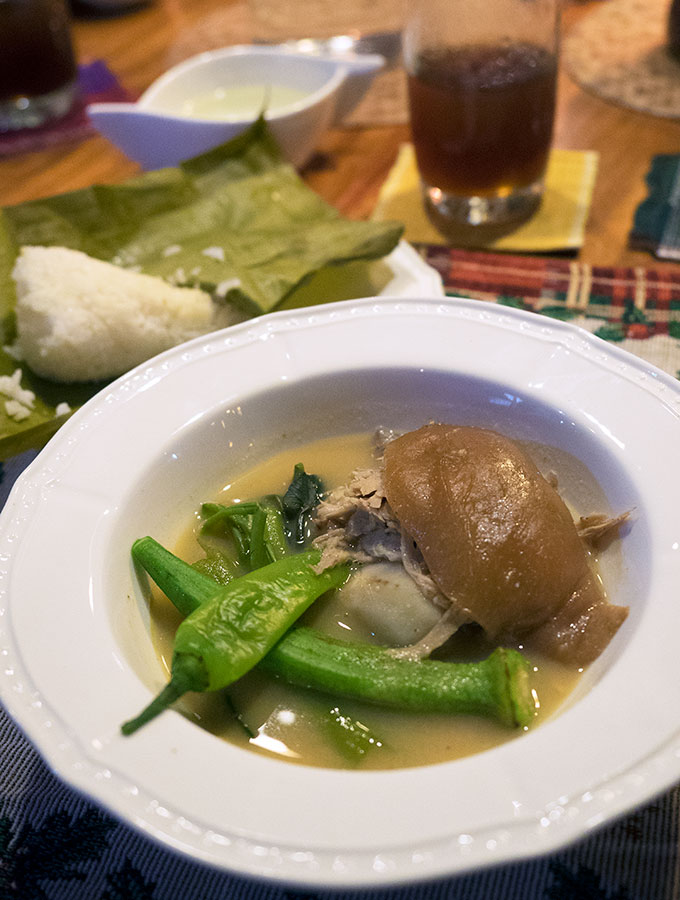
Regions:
[[87, 45, 384, 170]]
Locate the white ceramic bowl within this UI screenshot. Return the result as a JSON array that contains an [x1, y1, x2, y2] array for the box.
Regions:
[[87, 45, 383, 169], [0, 296, 678, 888]]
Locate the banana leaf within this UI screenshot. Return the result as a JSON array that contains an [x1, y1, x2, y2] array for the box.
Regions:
[[0, 119, 403, 459]]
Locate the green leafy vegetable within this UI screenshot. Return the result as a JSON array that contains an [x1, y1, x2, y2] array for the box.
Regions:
[[0, 118, 403, 460], [191, 553, 241, 586], [196, 463, 323, 567], [200, 498, 290, 571], [282, 463, 324, 544], [323, 706, 384, 765]]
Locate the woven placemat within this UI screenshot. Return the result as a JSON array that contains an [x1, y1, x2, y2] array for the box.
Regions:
[[418, 244, 680, 376], [563, 0, 680, 119]]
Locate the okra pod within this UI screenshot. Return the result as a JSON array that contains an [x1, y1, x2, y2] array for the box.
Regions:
[[261, 628, 535, 728], [127, 539, 535, 732], [132, 536, 219, 617]]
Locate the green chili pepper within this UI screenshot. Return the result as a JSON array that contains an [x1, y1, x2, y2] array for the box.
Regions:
[[121, 549, 350, 735]]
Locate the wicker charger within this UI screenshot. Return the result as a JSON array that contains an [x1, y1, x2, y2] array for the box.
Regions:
[[563, 0, 680, 118]]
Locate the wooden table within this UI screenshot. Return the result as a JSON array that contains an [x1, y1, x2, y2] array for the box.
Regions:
[[1, 0, 679, 268], [2, 7, 680, 898]]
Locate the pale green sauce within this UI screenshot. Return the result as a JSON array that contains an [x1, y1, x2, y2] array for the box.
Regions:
[[180, 84, 309, 119]]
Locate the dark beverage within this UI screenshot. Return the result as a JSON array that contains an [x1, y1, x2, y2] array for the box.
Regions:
[[0, 0, 77, 129], [408, 42, 557, 197], [669, 0, 680, 59]]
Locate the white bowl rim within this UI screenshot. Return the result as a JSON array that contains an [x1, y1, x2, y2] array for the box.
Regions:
[[0, 295, 679, 888], [138, 45, 352, 123]]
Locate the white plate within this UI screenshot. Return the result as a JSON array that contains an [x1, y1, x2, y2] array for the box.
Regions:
[[281, 239, 445, 305], [379, 240, 444, 296], [0, 296, 678, 888]]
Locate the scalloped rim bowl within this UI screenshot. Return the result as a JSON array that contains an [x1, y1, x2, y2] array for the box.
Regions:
[[1, 296, 679, 888]]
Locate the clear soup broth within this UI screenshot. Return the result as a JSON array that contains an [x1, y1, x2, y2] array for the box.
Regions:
[[151, 431, 592, 770]]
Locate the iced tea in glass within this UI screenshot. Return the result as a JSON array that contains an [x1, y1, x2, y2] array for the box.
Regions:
[[0, 0, 77, 132], [404, 0, 559, 242]]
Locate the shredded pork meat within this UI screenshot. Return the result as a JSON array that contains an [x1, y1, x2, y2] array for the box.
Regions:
[[312, 464, 467, 657], [577, 511, 631, 548]]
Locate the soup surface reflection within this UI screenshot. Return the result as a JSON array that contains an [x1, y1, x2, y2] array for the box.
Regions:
[[151, 431, 590, 770]]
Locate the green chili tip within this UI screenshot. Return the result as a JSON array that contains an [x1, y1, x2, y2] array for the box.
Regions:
[[120, 653, 208, 736]]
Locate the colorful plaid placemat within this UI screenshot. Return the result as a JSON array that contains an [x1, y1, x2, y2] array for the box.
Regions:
[[0, 60, 131, 158], [418, 244, 680, 378]]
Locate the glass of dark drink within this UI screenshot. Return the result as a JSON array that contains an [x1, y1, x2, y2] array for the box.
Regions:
[[0, 0, 77, 132], [404, 0, 559, 242]]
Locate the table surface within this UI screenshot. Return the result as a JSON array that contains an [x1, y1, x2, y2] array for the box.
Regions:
[[1, 0, 679, 268], [2, 4, 680, 899]]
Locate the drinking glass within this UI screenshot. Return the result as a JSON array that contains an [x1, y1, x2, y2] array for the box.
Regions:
[[0, 0, 77, 132], [403, 0, 559, 242]]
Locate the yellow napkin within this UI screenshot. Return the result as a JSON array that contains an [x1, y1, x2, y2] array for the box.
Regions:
[[372, 145, 599, 252]]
